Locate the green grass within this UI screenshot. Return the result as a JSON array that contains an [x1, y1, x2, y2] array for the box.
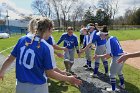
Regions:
[[0, 29, 140, 93], [110, 29, 140, 41], [0, 35, 23, 56]]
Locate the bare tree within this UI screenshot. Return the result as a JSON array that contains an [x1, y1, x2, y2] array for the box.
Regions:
[[71, 3, 84, 30], [50, 0, 61, 30], [31, 0, 52, 17], [60, 0, 76, 31]]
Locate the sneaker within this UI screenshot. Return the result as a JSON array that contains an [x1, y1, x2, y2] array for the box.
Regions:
[[106, 87, 119, 93], [106, 88, 115, 93], [48, 83, 51, 86], [83, 65, 88, 68], [90, 73, 93, 76], [118, 83, 125, 89]]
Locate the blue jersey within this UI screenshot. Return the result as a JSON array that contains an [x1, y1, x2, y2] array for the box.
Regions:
[[83, 35, 90, 47], [57, 33, 79, 49], [89, 30, 106, 46], [11, 34, 56, 84], [106, 36, 124, 56], [46, 35, 55, 45]]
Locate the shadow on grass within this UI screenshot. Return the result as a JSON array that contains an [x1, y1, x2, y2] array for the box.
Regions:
[[48, 80, 68, 93], [117, 79, 140, 93]]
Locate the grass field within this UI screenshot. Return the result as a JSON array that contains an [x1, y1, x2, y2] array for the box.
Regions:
[[0, 29, 140, 93]]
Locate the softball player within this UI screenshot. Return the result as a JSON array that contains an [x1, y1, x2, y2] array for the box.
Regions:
[[82, 23, 95, 68], [94, 26, 125, 92], [0, 17, 82, 93], [27, 18, 67, 75], [57, 27, 80, 73], [81, 23, 108, 77], [82, 28, 92, 70]]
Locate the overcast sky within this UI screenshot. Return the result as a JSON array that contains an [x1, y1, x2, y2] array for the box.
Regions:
[[0, 0, 140, 19]]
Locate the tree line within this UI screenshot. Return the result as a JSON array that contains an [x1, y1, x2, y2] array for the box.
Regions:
[[31, 0, 140, 31]]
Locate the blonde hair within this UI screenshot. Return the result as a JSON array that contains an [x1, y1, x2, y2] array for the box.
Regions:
[[26, 17, 54, 48], [28, 17, 40, 34]]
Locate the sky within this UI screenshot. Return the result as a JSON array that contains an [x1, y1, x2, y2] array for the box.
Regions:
[[0, 0, 140, 19]]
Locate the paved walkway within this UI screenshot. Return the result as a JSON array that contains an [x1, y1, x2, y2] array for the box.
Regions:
[[72, 58, 128, 93], [0, 53, 15, 70]]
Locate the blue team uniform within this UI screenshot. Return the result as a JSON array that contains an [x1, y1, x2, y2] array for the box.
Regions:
[[89, 30, 106, 46], [46, 35, 55, 45], [106, 36, 125, 91], [57, 33, 78, 49], [89, 30, 108, 75], [83, 35, 90, 48], [83, 34, 92, 68], [106, 36, 124, 56], [11, 34, 56, 84]]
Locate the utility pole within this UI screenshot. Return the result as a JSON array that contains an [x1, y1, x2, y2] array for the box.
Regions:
[[6, 10, 10, 35]]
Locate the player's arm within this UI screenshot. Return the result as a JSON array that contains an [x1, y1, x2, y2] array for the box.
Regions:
[[118, 51, 140, 63], [0, 55, 15, 80], [54, 51, 64, 58], [53, 45, 68, 51], [82, 36, 86, 48], [53, 68, 66, 75], [94, 54, 111, 60], [57, 35, 64, 45], [46, 69, 82, 86], [80, 33, 97, 53], [80, 42, 92, 53]]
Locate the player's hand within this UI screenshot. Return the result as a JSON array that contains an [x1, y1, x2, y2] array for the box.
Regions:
[[63, 47, 68, 52], [117, 54, 128, 63], [93, 54, 99, 60], [68, 76, 82, 86], [56, 53, 64, 58]]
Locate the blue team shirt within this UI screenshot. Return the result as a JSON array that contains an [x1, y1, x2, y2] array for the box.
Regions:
[[89, 30, 106, 46], [57, 33, 79, 49], [106, 36, 124, 56], [11, 34, 56, 84], [83, 35, 90, 47], [46, 35, 55, 45]]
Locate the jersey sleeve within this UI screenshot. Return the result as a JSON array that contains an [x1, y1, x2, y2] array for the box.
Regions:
[[11, 39, 21, 57], [83, 36, 86, 48], [74, 36, 79, 46], [89, 31, 97, 44], [51, 36, 55, 45], [43, 45, 57, 70], [106, 40, 112, 56], [57, 34, 65, 45]]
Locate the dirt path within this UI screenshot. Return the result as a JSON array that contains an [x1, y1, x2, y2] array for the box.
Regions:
[[120, 39, 140, 69]]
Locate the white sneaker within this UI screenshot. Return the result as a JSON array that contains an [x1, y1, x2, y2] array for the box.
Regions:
[[89, 73, 93, 76], [118, 83, 125, 89], [106, 87, 119, 93], [48, 83, 51, 86]]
